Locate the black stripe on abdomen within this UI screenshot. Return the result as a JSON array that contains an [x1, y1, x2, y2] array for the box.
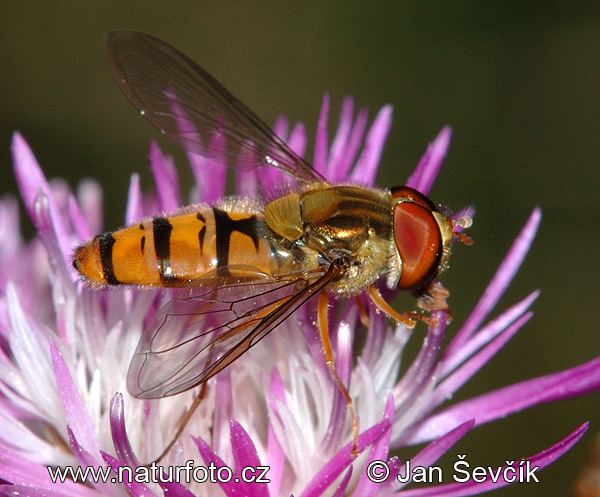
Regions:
[[153, 217, 176, 282], [98, 233, 120, 285], [197, 212, 207, 252], [213, 208, 260, 268]]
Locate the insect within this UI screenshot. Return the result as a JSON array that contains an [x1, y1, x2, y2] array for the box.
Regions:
[[73, 30, 471, 458]]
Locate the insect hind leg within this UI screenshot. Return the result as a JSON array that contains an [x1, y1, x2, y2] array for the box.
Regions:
[[149, 382, 209, 464], [317, 291, 359, 458]]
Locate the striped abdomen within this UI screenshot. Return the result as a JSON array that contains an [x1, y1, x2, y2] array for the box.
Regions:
[[73, 207, 273, 286]]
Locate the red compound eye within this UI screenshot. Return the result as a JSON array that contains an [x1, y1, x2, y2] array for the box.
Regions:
[[393, 200, 443, 291], [390, 185, 437, 210]]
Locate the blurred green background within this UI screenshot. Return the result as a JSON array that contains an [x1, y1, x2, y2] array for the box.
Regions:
[[1, 2, 599, 496]]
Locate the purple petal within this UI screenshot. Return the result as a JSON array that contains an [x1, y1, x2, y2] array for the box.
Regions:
[[236, 167, 259, 197], [203, 131, 228, 203], [405, 356, 600, 444], [51, 342, 100, 458], [272, 114, 289, 140], [213, 368, 233, 457], [101, 451, 157, 497], [230, 420, 269, 497], [109, 393, 140, 468], [0, 484, 91, 497], [330, 468, 353, 497], [425, 312, 533, 414], [394, 420, 475, 491], [336, 106, 368, 181], [235, 147, 260, 198], [6, 285, 60, 417], [440, 291, 539, 377], [393, 309, 447, 413], [351, 105, 393, 185], [266, 369, 286, 496], [299, 406, 394, 497], [268, 367, 286, 408], [406, 127, 452, 195], [298, 314, 331, 375], [353, 395, 395, 496], [67, 427, 118, 497], [0, 448, 97, 497], [412, 419, 474, 466], [158, 480, 198, 497], [149, 141, 180, 212], [322, 322, 353, 453], [0, 401, 67, 462], [167, 90, 226, 203], [68, 194, 92, 242], [313, 94, 330, 175], [188, 140, 226, 205], [75, 179, 103, 236], [269, 393, 312, 477], [395, 423, 588, 496], [0, 196, 20, 263], [326, 96, 354, 180], [448, 207, 541, 355], [194, 435, 244, 497], [12, 133, 72, 268], [125, 173, 144, 225], [358, 303, 390, 369], [288, 122, 307, 158], [262, 115, 292, 187], [25, 193, 67, 280]]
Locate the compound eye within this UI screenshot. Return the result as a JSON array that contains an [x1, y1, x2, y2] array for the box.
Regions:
[[393, 201, 442, 291], [390, 185, 437, 211]]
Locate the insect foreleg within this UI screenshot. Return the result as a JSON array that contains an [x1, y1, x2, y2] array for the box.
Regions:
[[367, 285, 416, 328]]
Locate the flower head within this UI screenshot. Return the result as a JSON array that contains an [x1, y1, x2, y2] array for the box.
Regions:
[[1, 95, 599, 497]]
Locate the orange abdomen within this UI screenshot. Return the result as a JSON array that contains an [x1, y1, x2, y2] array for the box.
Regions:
[[73, 207, 273, 286]]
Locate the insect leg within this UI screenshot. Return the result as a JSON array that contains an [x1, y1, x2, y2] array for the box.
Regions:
[[367, 285, 416, 328], [355, 295, 370, 328], [152, 298, 292, 462], [405, 281, 453, 326], [317, 291, 359, 458], [150, 382, 208, 464]]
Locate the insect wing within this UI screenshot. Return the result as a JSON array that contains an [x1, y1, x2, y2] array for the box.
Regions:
[[104, 30, 324, 184], [127, 269, 331, 398]]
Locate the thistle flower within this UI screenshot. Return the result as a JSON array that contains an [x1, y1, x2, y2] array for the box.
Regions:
[[1, 95, 599, 497]]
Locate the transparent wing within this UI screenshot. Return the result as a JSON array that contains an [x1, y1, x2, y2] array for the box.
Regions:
[[105, 30, 325, 184], [127, 266, 334, 398]]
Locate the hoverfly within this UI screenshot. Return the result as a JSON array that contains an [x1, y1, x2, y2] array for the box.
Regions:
[[73, 31, 471, 458]]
